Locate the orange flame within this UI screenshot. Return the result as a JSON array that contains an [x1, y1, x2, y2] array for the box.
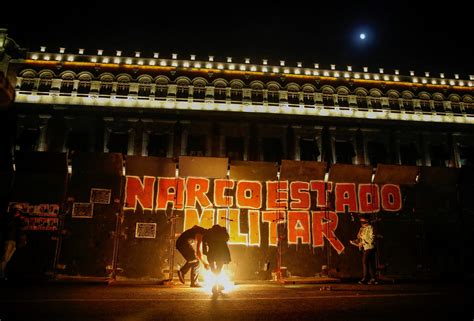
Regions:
[[201, 266, 235, 294]]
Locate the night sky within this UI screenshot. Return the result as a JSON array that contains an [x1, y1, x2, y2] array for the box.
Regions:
[[2, 1, 473, 77]]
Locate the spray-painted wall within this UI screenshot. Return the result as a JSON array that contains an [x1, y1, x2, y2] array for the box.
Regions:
[[122, 158, 407, 280], [0, 152, 469, 280], [6, 152, 67, 278]]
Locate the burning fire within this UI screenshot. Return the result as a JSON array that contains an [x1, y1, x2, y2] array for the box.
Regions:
[[201, 266, 235, 294]]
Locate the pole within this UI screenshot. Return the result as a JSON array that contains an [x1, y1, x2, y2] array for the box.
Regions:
[[371, 170, 380, 279], [52, 196, 74, 279], [168, 212, 177, 282], [167, 165, 179, 283], [110, 197, 124, 282], [110, 170, 126, 283], [325, 181, 330, 277], [51, 153, 73, 280], [275, 166, 285, 283], [324, 163, 330, 277]]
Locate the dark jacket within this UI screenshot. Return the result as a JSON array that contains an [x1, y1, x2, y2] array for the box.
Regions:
[[203, 225, 231, 264], [176, 225, 207, 248]]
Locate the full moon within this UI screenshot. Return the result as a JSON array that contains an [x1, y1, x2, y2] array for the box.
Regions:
[[360, 33, 366, 40]]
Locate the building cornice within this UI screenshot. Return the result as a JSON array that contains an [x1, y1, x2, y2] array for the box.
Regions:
[[14, 49, 473, 93]]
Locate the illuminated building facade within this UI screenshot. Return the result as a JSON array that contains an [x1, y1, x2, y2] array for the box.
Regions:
[[1, 29, 473, 280], [1, 28, 473, 166]]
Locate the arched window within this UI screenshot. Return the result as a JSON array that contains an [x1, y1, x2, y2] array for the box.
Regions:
[[401, 92, 414, 112], [99, 74, 113, 96], [193, 83, 206, 102], [449, 95, 462, 114], [99, 82, 113, 96], [369, 90, 382, 110], [176, 85, 189, 100], [433, 95, 445, 113], [77, 81, 90, 95], [60, 80, 74, 94], [337, 94, 349, 107], [77, 73, 92, 95], [287, 93, 299, 106], [230, 82, 243, 103], [155, 78, 168, 99], [214, 81, 227, 102], [138, 79, 152, 98], [267, 84, 280, 105], [59, 72, 75, 94], [388, 92, 400, 112], [463, 96, 474, 115], [451, 101, 462, 114], [20, 77, 35, 92], [116, 75, 131, 97], [251, 82, 264, 105], [322, 87, 335, 107], [302, 86, 315, 107], [356, 92, 368, 110], [38, 78, 52, 93], [419, 94, 432, 113]]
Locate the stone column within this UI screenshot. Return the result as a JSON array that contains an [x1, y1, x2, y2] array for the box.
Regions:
[[103, 117, 113, 153], [181, 130, 188, 156], [37, 114, 51, 151], [167, 131, 174, 158], [127, 128, 135, 156], [142, 131, 150, 156], [126, 118, 139, 156]]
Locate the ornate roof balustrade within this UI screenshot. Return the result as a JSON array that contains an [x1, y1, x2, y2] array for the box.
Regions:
[[13, 72, 474, 124], [8, 49, 474, 125]]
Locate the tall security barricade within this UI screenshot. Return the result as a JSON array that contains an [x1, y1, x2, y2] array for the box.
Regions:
[[59, 152, 122, 277], [228, 160, 279, 280], [459, 166, 474, 278], [7, 151, 68, 279], [417, 166, 462, 278], [120, 156, 176, 279], [373, 164, 419, 279], [325, 163, 375, 279]]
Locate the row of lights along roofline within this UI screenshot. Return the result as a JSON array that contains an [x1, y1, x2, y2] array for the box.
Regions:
[[29, 47, 474, 88]]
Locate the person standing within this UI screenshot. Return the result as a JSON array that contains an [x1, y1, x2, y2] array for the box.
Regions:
[[351, 215, 378, 285], [203, 224, 231, 275], [0, 204, 27, 280], [175, 225, 210, 287]]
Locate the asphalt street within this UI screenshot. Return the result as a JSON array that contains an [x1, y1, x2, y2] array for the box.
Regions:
[[0, 281, 470, 321]]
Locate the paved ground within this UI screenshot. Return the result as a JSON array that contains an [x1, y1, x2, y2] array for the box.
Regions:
[[0, 280, 471, 321]]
